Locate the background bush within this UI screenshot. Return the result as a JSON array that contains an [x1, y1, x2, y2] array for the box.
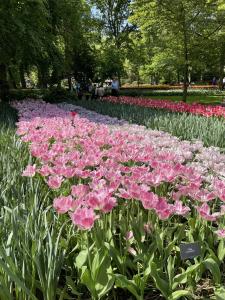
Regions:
[[43, 87, 77, 103], [9, 88, 78, 103], [9, 89, 44, 100]]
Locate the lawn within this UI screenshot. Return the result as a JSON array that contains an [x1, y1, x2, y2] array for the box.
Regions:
[[143, 94, 224, 104], [119, 88, 225, 103]]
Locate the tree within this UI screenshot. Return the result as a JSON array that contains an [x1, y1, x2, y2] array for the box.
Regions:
[[94, 0, 132, 47], [0, 0, 59, 95], [97, 43, 125, 80], [123, 32, 148, 85], [130, 0, 225, 101], [93, 0, 133, 82]]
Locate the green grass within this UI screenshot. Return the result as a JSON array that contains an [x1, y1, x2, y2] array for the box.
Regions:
[[142, 94, 224, 104], [119, 87, 225, 98], [74, 99, 225, 149]]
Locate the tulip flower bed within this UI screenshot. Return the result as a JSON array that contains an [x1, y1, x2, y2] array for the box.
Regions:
[[102, 96, 225, 118], [2, 99, 225, 299], [75, 98, 225, 149]]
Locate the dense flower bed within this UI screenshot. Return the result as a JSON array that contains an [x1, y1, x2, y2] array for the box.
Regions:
[[102, 96, 225, 117], [13, 100, 225, 233]]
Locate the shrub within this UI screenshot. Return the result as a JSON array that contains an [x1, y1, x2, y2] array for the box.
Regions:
[[42, 87, 77, 103], [9, 88, 78, 103], [9, 89, 45, 100]]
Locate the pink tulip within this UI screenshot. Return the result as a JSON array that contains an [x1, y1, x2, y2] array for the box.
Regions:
[[22, 164, 36, 177], [70, 207, 97, 230], [53, 196, 75, 214], [125, 231, 134, 240], [155, 197, 173, 220], [127, 247, 137, 256], [190, 190, 216, 202], [117, 189, 131, 199], [196, 203, 219, 221], [71, 184, 89, 198], [47, 175, 63, 189], [38, 165, 52, 176], [215, 229, 225, 238], [172, 201, 190, 216], [141, 192, 159, 210], [101, 196, 117, 213]]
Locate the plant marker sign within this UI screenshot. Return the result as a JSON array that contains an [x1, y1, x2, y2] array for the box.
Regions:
[[180, 242, 201, 260]]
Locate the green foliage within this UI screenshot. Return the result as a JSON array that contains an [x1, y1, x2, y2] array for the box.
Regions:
[[97, 44, 125, 80], [94, 0, 131, 44], [127, 0, 225, 97], [0, 0, 96, 92], [9, 89, 44, 100]]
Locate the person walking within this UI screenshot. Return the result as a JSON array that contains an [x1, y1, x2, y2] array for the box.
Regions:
[[223, 77, 225, 90], [96, 84, 105, 100], [111, 77, 119, 96], [91, 84, 97, 99], [212, 77, 217, 86]]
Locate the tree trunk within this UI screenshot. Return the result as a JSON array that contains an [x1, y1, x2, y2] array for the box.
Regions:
[[118, 72, 121, 88], [68, 75, 72, 91], [168, 72, 171, 84], [8, 67, 17, 89], [137, 70, 140, 87], [19, 64, 26, 89], [219, 43, 225, 90], [182, 20, 188, 102], [50, 67, 62, 88], [57, 80, 61, 88], [38, 68, 43, 88], [183, 60, 188, 102], [0, 63, 9, 102], [188, 72, 191, 85], [38, 67, 48, 89], [177, 71, 180, 84]]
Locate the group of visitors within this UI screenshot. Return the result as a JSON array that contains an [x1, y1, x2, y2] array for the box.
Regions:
[[212, 76, 225, 89], [71, 77, 120, 100]]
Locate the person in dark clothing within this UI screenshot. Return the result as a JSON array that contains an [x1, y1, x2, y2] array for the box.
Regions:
[[91, 84, 97, 99]]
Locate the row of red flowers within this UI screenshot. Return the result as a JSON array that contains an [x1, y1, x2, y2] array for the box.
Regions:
[[102, 96, 225, 118]]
